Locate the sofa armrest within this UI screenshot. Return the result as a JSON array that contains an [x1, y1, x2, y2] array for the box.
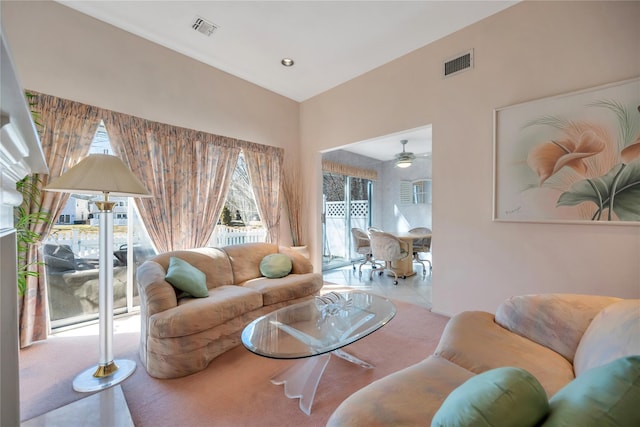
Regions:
[[495, 294, 622, 362], [136, 260, 178, 317]]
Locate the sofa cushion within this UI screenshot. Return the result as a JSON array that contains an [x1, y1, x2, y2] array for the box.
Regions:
[[434, 311, 574, 397], [165, 257, 209, 298], [573, 299, 640, 376], [543, 356, 640, 427], [223, 243, 278, 284], [149, 285, 263, 338], [243, 273, 323, 306], [151, 248, 234, 288], [259, 253, 292, 278], [432, 367, 548, 427], [495, 294, 621, 362]]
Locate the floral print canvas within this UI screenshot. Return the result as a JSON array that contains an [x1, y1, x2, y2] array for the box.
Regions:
[[494, 78, 640, 224]]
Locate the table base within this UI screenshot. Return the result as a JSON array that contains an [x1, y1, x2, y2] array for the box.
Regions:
[[270, 349, 373, 415]]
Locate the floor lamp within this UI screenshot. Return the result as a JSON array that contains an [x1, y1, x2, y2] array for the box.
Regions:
[[46, 154, 152, 392]]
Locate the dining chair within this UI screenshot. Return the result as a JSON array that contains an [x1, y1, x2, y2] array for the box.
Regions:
[[350, 228, 381, 275], [368, 230, 410, 285], [409, 226, 432, 275]]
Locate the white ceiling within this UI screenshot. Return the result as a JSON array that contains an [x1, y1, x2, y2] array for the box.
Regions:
[[56, 0, 517, 160], [330, 125, 433, 162]]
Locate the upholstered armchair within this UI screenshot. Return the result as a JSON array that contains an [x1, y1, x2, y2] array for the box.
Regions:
[[351, 227, 381, 275], [409, 226, 432, 275], [368, 230, 410, 285]]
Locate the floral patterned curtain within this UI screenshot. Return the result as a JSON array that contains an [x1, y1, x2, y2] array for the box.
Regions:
[[20, 91, 280, 345], [19, 92, 101, 347], [104, 113, 241, 252], [244, 146, 284, 243]]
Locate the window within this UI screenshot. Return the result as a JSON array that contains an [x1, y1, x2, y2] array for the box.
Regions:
[[413, 179, 432, 204], [44, 121, 156, 329], [208, 151, 266, 246], [401, 179, 432, 205]]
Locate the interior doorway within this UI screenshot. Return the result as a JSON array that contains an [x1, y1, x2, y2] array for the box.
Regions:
[[320, 125, 432, 271]]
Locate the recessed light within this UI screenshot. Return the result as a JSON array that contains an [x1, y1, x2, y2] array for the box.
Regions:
[[281, 58, 294, 67]]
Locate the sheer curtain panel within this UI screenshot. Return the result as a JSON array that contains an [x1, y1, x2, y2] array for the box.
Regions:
[[244, 146, 284, 243], [105, 113, 241, 252]]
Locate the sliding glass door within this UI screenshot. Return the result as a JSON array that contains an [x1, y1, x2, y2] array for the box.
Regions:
[[45, 122, 156, 329], [322, 173, 372, 270]]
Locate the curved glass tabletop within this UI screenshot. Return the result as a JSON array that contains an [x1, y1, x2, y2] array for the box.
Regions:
[[241, 291, 396, 359]]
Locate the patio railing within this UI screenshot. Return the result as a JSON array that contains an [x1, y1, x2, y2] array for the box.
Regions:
[[46, 228, 129, 258], [209, 225, 267, 247], [46, 224, 268, 259]]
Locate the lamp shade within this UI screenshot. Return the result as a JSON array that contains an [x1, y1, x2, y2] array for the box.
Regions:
[[45, 154, 152, 197]]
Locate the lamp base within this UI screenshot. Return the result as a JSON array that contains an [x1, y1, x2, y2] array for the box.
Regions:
[[72, 359, 136, 393]]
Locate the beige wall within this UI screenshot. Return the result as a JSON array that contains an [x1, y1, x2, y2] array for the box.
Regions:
[[301, 1, 640, 314], [1, 0, 301, 244], [3, 1, 639, 316]]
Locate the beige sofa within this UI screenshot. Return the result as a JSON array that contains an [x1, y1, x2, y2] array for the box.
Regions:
[[136, 242, 323, 379], [328, 294, 639, 426]]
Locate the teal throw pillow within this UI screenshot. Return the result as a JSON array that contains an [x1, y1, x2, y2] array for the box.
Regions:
[[431, 367, 549, 427], [165, 257, 208, 298], [543, 356, 640, 427], [259, 253, 292, 278]]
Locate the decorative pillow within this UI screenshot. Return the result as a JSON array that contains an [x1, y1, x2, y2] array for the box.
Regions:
[[164, 257, 208, 298], [573, 299, 640, 376], [543, 356, 640, 427], [259, 253, 292, 278], [431, 367, 549, 427]]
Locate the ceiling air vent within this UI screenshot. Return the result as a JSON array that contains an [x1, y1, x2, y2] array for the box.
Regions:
[[192, 16, 218, 37], [443, 49, 473, 78]]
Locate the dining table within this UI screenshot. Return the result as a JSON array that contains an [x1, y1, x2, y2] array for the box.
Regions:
[[389, 230, 432, 277]]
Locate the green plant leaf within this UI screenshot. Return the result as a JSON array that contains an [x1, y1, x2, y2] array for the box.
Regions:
[[14, 174, 50, 296], [557, 161, 640, 221], [589, 99, 640, 149]]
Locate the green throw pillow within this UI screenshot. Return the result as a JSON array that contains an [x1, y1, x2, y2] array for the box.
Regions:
[[259, 253, 292, 278], [543, 356, 640, 427], [431, 367, 549, 427], [165, 257, 208, 298]]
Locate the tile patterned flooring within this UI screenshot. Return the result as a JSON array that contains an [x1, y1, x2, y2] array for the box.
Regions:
[[322, 263, 432, 309]]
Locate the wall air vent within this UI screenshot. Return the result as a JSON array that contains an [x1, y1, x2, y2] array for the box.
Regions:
[[192, 16, 218, 37], [443, 49, 473, 78]]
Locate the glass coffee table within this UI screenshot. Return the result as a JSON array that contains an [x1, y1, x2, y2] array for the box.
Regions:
[[241, 291, 396, 415]]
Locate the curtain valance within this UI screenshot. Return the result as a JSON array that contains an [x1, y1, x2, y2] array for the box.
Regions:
[[322, 160, 378, 181]]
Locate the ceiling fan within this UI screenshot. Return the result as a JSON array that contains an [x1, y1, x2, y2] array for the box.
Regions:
[[395, 140, 416, 168]]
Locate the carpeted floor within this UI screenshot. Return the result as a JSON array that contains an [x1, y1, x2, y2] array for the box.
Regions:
[[19, 300, 449, 426]]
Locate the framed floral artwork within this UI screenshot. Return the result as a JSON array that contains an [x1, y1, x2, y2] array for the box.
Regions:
[[493, 77, 640, 224]]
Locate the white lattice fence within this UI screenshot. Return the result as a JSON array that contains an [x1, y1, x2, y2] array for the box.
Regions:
[[325, 200, 368, 258]]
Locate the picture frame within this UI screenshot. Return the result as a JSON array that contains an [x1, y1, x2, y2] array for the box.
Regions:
[[493, 77, 640, 225]]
